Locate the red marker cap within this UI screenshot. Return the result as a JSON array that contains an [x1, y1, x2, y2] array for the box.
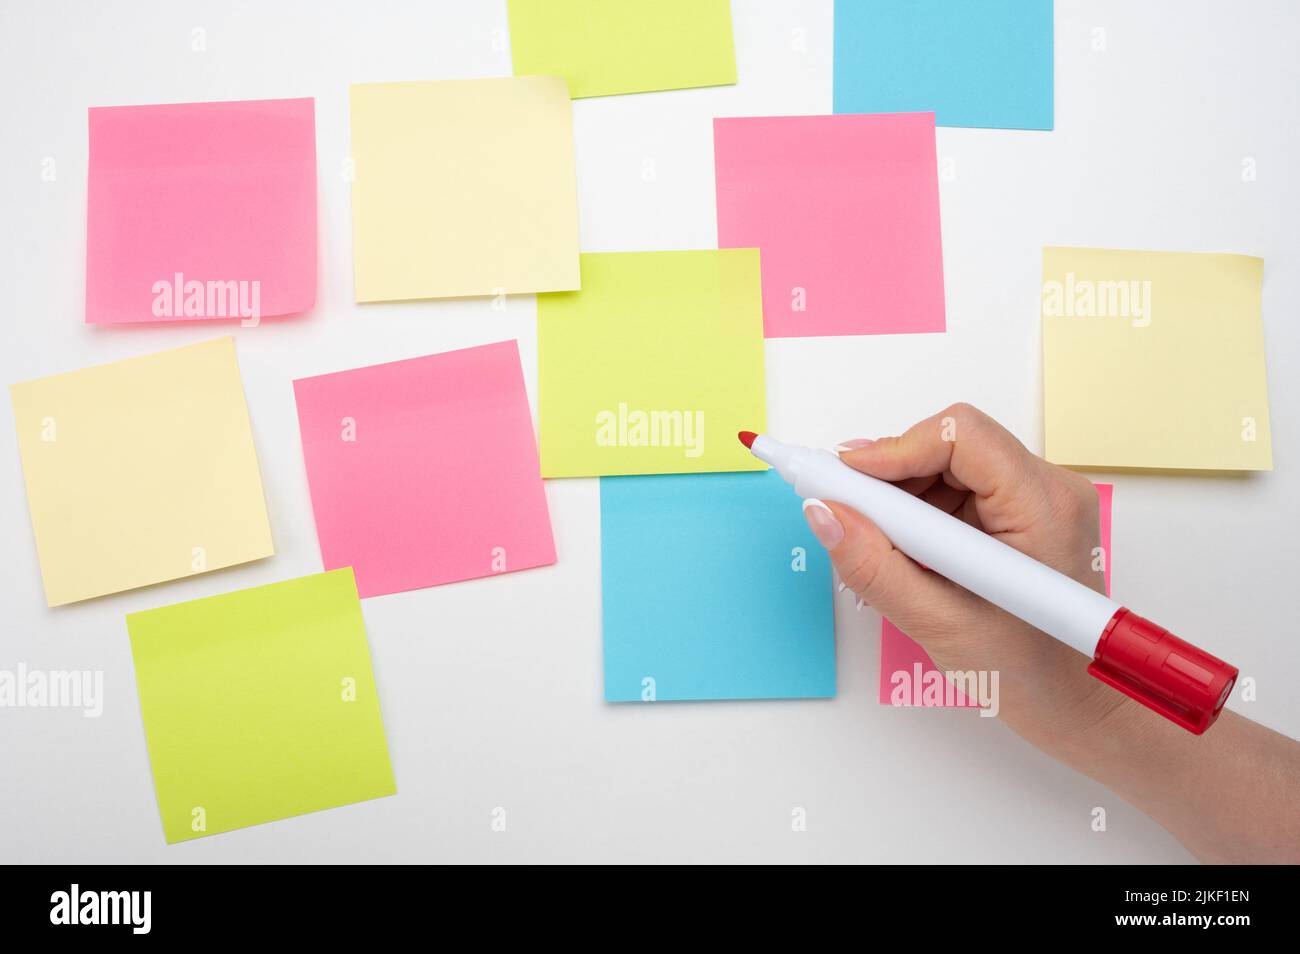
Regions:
[[1087, 609, 1238, 735]]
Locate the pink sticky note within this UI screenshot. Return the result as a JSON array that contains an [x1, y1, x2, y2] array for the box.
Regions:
[[86, 98, 316, 324], [879, 483, 1113, 706], [1096, 482, 1113, 596], [714, 112, 945, 338], [292, 340, 556, 599]]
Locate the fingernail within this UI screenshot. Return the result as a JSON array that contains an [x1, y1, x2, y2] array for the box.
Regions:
[[834, 439, 874, 454], [802, 498, 844, 550]]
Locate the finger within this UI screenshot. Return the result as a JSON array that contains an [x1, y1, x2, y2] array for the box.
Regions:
[[918, 481, 968, 518], [897, 474, 941, 497], [836, 403, 1048, 533], [959, 492, 984, 529], [803, 498, 986, 638], [836, 403, 1036, 496]]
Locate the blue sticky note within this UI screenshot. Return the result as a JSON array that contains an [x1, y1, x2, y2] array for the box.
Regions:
[[833, 0, 1054, 130], [600, 471, 836, 702]]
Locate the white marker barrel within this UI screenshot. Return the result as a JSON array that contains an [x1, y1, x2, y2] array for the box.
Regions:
[[753, 436, 1119, 656]]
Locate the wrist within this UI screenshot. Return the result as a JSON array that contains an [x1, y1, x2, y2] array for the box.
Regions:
[[997, 648, 1135, 758], [1014, 666, 1169, 779]]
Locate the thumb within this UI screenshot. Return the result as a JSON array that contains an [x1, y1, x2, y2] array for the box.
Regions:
[[803, 497, 989, 648]]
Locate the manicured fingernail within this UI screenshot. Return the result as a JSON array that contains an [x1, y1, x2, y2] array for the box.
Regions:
[[834, 439, 874, 454], [802, 498, 844, 550]]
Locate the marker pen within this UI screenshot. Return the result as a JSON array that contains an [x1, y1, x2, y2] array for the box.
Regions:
[[739, 432, 1238, 734]]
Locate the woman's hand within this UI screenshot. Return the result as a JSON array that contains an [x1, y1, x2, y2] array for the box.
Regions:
[[803, 402, 1120, 748], [802, 403, 1300, 862]]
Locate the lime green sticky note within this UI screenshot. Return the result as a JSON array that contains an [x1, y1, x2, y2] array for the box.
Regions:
[[126, 569, 395, 843], [538, 250, 767, 477], [507, 0, 737, 99]]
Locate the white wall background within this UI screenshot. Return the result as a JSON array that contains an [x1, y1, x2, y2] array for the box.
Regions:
[[1, 0, 1295, 863]]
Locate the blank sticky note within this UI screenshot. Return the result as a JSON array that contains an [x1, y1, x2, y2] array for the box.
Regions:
[[349, 77, 580, 302], [9, 338, 273, 607], [714, 113, 945, 338], [834, 0, 1054, 130], [293, 340, 555, 599], [507, 0, 736, 99], [602, 471, 835, 702], [127, 568, 395, 843], [537, 250, 766, 477], [86, 98, 317, 324], [1043, 248, 1272, 471], [880, 484, 1113, 706]]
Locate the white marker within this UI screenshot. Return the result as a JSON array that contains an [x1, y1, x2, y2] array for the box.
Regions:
[[739, 432, 1237, 734]]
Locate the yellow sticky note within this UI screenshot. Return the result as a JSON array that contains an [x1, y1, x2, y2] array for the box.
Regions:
[[538, 250, 766, 477], [9, 337, 273, 606], [127, 569, 395, 843], [507, 0, 737, 99], [349, 76, 580, 301], [1043, 247, 1273, 471]]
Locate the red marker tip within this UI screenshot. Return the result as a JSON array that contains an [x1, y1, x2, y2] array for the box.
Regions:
[[738, 430, 758, 449]]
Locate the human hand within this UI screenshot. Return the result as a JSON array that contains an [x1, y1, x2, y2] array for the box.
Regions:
[[803, 403, 1121, 748]]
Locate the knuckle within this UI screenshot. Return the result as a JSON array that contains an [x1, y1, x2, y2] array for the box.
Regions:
[[944, 402, 983, 427], [1049, 472, 1097, 523], [938, 402, 990, 446]]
